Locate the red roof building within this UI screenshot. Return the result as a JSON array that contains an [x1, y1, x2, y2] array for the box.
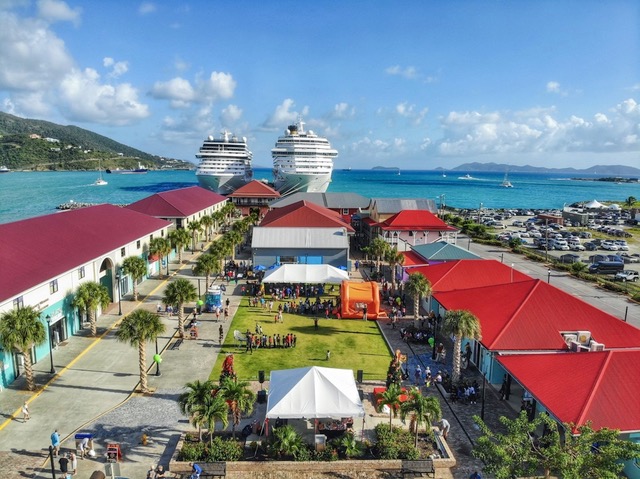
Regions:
[[433, 279, 640, 351], [406, 259, 531, 292], [227, 180, 280, 217], [0, 204, 171, 304], [497, 350, 640, 432], [126, 186, 227, 229], [376, 210, 458, 250], [260, 200, 355, 233]]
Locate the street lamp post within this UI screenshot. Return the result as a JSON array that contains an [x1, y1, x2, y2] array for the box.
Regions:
[[155, 337, 161, 376], [115, 272, 122, 316], [45, 315, 55, 374], [467, 238, 472, 250], [547, 269, 551, 284], [48, 445, 57, 479]]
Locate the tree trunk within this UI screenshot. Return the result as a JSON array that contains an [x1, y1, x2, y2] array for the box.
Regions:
[[23, 348, 36, 391], [452, 337, 462, 383], [177, 304, 185, 338], [178, 247, 183, 264], [414, 296, 420, 320], [138, 342, 148, 393], [90, 309, 97, 336], [133, 282, 139, 302]]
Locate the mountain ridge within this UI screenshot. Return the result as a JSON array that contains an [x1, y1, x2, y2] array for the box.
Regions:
[[447, 162, 640, 176]]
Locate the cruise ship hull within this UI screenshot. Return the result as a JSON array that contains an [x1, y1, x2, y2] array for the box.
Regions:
[[273, 171, 331, 195], [196, 172, 251, 194]]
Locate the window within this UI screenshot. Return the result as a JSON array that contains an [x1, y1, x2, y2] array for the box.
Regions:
[[342, 208, 349, 215], [78, 266, 85, 279], [120, 247, 126, 257], [13, 296, 24, 309], [49, 279, 59, 294], [136, 240, 141, 249]]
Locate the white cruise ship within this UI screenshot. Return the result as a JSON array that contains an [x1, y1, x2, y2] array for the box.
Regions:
[[195, 131, 253, 194], [272, 119, 337, 195]]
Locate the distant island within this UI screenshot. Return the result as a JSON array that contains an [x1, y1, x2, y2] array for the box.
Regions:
[[447, 162, 640, 176], [372, 166, 400, 171]]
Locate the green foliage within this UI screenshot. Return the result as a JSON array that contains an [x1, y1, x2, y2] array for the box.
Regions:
[[269, 424, 306, 459], [177, 440, 206, 461], [373, 423, 420, 460], [72, 281, 110, 336], [177, 436, 243, 462]]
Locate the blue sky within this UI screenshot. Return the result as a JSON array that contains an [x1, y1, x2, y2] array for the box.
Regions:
[[0, 0, 638, 169]]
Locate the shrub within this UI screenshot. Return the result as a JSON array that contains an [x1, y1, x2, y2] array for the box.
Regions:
[[178, 441, 206, 461], [205, 436, 243, 461], [373, 423, 420, 460]]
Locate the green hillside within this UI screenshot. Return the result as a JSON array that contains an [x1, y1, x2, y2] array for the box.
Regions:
[[0, 111, 190, 171]]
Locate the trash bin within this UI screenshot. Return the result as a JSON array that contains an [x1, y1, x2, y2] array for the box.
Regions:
[[257, 390, 267, 404]]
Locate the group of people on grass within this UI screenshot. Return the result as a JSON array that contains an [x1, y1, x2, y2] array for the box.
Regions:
[[245, 329, 297, 352]]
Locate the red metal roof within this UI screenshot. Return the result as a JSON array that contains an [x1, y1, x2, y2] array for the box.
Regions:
[[378, 210, 457, 232], [228, 180, 280, 198], [434, 279, 640, 351], [402, 250, 430, 266], [0, 205, 171, 303], [405, 259, 531, 292], [126, 186, 226, 217], [260, 200, 355, 232], [497, 350, 640, 432]]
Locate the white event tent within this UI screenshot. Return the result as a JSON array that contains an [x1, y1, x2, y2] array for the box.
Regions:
[[261, 264, 349, 284], [584, 199, 604, 209], [266, 366, 365, 419]]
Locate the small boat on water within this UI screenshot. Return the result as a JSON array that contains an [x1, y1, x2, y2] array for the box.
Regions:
[[458, 174, 479, 180], [442, 171, 446, 178], [501, 172, 513, 188], [95, 159, 108, 186], [0, 166, 10, 173]]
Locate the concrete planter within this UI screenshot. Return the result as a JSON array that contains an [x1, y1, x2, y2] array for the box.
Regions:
[[169, 433, 456, 478]]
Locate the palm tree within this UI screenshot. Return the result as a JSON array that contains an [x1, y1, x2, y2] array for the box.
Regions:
[[370, 237, 389, 275], [211, 210, 226, 233], [270, 424, 305, 459], [72, 281, 110, 336], [121, 256, 147, 301], [200, 215, 214, 241], [219, 376, 256, 438], [375, 382, 403, 428], [442, 309, 482, 383], [385, 247, 405, 293], [194, 253, 220, 289], [405, 272, 432, 319], [178, 380, 217, 440], [625, 196, 636, 207], [0, 307, 46, 391], [163, 278, 198, 337], [400, 387, 442, 446], [188, 220, 201, 252], [223, 230, 243, 261], [198, 391, 230, 444], [149, 237, 172, 277], [115, 309, 165, 394], [168, 229, 191, 264]]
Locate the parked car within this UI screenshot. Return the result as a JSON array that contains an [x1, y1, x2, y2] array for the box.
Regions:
[[584, 242, 598, 251], [559, 254, 581, 264], [570, 244, 586, 251], [602, 241, 619, 251], [614, 270, 639, 282], [620, 253, 640, 264], [589, 262, 624, 275]]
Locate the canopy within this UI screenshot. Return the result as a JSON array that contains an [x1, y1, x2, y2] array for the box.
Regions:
[[584, 199, 604, 209], [266, 366, 365, 419], [261, 264, 349, 284]]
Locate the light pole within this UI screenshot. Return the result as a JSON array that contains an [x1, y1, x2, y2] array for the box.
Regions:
[[115, 271, 122, 316], [48, 445, 57, 479], [547, 269, 551, 284], [467, 238, 472, 250], [154, 337, 161, 376], [45, 315, 55, 374], [511, 263, 514, 283]]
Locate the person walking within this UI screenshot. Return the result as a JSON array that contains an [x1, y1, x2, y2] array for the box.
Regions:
[[22, 401, 30, 422], [218, 324, 224, 345], [51, 429, 61, 456], [414, 365, 422, 386], [326, 350, 331, 361], [58, 453, 70, 476], [69, 452, 77, 475], [438, 418, 450, 440], [362, 304, 368, 321]]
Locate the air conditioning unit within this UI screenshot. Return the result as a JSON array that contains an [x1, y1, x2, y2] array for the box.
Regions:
[[589, 341, 605, 352], [562, 334, 578, 346], [569, 341, 581, 352], [576, 330, 591, 345]]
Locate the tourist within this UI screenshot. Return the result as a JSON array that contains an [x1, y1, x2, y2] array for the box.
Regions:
[[326, 350, 331, 361], [436, 343, 446, 363], [463, 342, 472, 369], [69, 452, 77, 475], [362, 303, 368, 321], [22, 401, 30, 422], [438, 418, 450, 440], [414, 365, 422, 385], [79, 435, 89, 459], [190, 462, 202, 479], [218, 325, 223, 345], [51, 429, 61, 456], [58, 453, 70, 476]]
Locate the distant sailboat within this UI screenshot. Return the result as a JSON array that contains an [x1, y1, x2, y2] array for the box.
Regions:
[[442, 171, 446, 177], [95, 159, 108, 186], [501, 171, 513, 188]]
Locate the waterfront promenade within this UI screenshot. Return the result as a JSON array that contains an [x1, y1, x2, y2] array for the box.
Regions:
[[0, 237, 637, 478]]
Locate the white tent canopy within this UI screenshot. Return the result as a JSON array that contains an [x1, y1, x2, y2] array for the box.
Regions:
[[584, 199, 604, 209], [262, 264, 349, 284], [266, 366, 365, 419]]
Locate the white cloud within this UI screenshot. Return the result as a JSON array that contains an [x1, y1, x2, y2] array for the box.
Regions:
[[331, 102, 355, 119], [149, 71, 236, 107], [103, 57, 128, 78], [436, 98, 640, 156], [37, 0, 81, 26], [385, 65, 418, 80], [546, 81, 560, 93], [220, 104, 242, 125], [0, 11, 74, 91], [395, 102, 428, 125], [58, 68, 149, 125], [198, 71, 235, 101], [138, 2, 156, 15], [150, 77, 195, 107], [261, 99, 309, 130]]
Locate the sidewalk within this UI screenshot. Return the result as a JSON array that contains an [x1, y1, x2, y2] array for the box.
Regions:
[[0, 245, 243, 479]]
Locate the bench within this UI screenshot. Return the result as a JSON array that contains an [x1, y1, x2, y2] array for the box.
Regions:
[[199, 461, 226, 478], [169, 338, 183, 350], [401, 459, 435, 478]]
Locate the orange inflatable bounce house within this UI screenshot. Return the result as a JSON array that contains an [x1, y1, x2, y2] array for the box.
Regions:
[[340, 280, 382, 319]]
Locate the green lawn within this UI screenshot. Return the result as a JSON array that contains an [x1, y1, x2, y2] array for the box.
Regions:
[[211, 295, 392, 382]]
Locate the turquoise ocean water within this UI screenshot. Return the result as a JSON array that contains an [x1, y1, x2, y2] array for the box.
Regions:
[[0, 168, 638, 224]]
